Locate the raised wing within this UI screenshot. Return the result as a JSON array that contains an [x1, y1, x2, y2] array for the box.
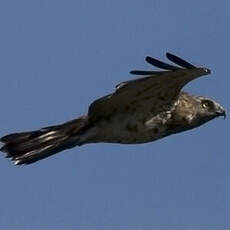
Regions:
[[88, 53, 210, 122]]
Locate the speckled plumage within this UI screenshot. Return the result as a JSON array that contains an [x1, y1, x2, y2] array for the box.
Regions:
[[0, 53, 226, 165]]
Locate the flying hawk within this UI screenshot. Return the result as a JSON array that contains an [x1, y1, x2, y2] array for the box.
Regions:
[[0, 53, 226, 165]]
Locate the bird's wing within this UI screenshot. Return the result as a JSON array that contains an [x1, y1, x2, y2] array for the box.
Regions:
[[88, 53, 210, 122]]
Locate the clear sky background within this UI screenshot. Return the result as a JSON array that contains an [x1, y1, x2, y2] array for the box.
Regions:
[[0, 0, 229, 229]]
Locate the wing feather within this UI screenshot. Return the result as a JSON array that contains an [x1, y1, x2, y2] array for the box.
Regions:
[[166, 53, 196, 69], [145, 56, 179, 70], [130, 70, 165, 75]]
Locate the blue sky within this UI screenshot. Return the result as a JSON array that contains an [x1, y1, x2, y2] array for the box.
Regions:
[[0, 0, 229, 229]]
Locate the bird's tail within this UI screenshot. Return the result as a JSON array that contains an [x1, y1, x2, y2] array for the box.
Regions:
[[0, 116, 88, 165]]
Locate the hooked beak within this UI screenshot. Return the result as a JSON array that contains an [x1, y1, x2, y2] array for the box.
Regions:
[[216, 106, 226, 119]]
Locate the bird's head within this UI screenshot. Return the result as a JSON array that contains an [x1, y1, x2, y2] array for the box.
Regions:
[[187, 96, 226, 129], [194, 96, 226, 122], [170, 93, 226, 134]]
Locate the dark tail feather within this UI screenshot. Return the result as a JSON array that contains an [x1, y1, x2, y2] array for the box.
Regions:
[[0, 116, 88, 165]]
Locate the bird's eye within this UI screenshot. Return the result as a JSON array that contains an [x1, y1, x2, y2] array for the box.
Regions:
[[201, 100, 213, 109]]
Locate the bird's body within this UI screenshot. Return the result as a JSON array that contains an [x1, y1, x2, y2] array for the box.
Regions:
[[0, 53, 226, 165], [81, 92, 221, 145]]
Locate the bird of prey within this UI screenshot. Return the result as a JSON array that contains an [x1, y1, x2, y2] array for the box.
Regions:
[[0, 53, 226, 165]]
